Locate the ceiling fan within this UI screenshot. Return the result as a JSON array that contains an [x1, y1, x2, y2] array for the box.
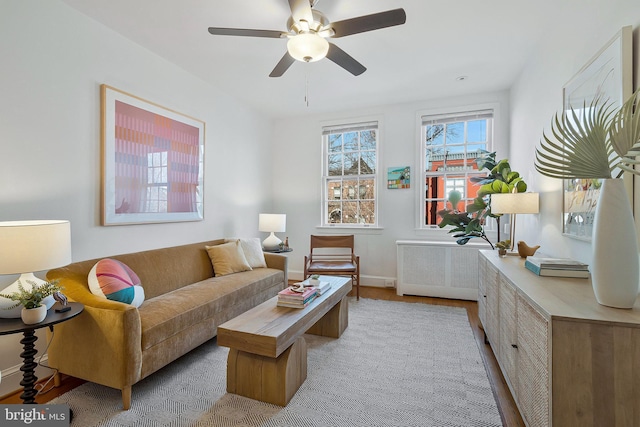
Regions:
[[207, 0, 406, 77]]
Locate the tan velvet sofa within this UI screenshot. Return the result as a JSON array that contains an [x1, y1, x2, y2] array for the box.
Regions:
[[45, 239, 287, 410]]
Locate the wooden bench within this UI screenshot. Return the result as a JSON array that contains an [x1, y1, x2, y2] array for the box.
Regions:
[[217, 276, 352, 405]]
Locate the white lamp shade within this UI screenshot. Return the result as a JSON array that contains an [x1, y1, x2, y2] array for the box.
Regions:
[[491, 193, 539, 215], [259, 214, 286, 233], [0, 220, 72, 274], [287, 33, 329, 62]]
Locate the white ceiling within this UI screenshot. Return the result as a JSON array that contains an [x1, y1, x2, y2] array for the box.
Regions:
[[60, 0, 565, 119]]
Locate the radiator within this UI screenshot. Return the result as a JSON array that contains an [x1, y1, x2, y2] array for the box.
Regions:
[[396, 240, 488, 300]]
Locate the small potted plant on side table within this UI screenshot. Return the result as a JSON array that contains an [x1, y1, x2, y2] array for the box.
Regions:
[[0, 280, 63, 324], [309, 275, 321, 287]]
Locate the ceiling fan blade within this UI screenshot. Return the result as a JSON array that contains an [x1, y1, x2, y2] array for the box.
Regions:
[[208, 27, 285, 38], [288, 0, 314, 24], [269, 52, 296, 77], [330, 8, 406, 38], [326, 43, 366, 76]]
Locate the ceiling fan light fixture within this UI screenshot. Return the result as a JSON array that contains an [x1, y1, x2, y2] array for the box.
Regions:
[[287, 33, 329, 63]]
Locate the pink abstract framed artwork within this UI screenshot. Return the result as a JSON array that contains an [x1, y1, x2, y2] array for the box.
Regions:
[[101, 85, 205, 225]]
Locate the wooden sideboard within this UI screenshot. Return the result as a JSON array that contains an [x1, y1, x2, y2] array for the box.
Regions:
[[479, 250, 640, 427]]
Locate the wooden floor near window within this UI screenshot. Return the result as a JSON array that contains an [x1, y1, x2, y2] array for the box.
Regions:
[[0, 286, 524, 426]]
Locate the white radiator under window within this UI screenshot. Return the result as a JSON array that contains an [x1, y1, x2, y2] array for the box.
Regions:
[[396, 240, 488, 300]]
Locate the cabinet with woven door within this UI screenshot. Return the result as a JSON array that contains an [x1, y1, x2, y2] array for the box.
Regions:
[[494, 273, 550, 427], [479, 250, 640, 427], [478, 254, 500, 348]]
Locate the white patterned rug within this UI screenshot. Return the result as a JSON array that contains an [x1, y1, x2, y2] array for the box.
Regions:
[[51, 299, 502, 427]]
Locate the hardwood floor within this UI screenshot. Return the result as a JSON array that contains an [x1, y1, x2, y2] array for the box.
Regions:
[[0, 286, 524, 426]]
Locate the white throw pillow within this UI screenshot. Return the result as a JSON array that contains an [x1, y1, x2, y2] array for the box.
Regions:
[[225, 238, 267, 268]]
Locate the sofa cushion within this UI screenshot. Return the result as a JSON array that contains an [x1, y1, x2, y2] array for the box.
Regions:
[[88, 259, 145, 307], [225, 237, 267, 268], [206, 241, 252, 276], [138, 268, 284, 351]]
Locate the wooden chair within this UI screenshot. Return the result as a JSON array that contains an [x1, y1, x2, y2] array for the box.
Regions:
[[304, 235, 360, 300]]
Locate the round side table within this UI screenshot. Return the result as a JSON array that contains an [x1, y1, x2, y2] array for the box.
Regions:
[[0, 302, 84, 404]]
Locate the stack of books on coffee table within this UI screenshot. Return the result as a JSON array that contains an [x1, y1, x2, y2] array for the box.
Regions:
[[277, 286, 318, 308], [524, 256, 590, 278]]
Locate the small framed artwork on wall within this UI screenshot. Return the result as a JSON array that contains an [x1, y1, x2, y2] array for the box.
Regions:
[[388, 166, 410, 189], [101, 85, 206, 225]]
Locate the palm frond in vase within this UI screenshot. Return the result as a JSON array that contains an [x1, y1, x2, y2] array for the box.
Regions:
[[535, 90, 640, 179]]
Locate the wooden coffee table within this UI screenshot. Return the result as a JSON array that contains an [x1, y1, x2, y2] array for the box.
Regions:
[[217, 276, 352, 406]]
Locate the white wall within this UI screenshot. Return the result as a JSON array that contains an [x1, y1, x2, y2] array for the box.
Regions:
[[509, 0, 640, 264], [0, 0, 273, 396], [272, 91, 511, 282]]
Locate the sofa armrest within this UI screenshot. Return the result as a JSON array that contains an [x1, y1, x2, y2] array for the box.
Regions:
[[264, 253, 288, 284], [46, 269, 143, 390]]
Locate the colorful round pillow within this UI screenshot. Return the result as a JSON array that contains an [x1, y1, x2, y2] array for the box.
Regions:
[[88, 259, 145, 307]]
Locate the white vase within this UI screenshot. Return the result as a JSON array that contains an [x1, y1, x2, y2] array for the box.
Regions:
[[21, 305, 47, 325], [591, 178, 640, 308]]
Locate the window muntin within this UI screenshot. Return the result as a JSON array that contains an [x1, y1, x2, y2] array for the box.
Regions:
[[322, 122, 378, 226], [421, 111, 493, 227]]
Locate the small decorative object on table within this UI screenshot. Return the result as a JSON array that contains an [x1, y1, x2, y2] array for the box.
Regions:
[[0, 280, 64, 325], [495, 240, 510, 257], [517, 241, 540, 258], [309, 274, 320, 287]]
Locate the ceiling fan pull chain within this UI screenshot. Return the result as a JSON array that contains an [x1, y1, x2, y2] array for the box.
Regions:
[[305, 72, 310, 107]]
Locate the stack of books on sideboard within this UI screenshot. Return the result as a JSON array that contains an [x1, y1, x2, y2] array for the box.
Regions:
[[525, 256, 590, 279]]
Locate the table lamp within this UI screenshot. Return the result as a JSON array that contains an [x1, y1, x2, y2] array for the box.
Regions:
[[0, 220, 72, 318], [259, 214, 286, 251], [491, 192, 539, 252]]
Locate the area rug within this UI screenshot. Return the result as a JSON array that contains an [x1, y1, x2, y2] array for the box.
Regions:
[[51, 299, 502, 426]]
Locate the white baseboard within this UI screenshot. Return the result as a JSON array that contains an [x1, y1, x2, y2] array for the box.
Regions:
[[0, 355, 55, 399]]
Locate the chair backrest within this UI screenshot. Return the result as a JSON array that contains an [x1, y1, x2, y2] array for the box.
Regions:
[[310, 235, 355, 255]]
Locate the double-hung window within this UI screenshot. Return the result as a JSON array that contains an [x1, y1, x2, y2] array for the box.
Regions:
[[146, 151, 168, 213], [322, 121, 378, 226], [420, 110, 493, 228]]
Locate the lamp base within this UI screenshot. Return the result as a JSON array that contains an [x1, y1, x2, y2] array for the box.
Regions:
[[0, 273, 55, 318], [262, 232, 282, 251]]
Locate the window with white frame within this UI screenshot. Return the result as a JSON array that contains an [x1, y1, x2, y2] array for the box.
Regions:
[[420, 110, 493, 228], [146, 151, 168, 213], [322, 121, 378, 226]]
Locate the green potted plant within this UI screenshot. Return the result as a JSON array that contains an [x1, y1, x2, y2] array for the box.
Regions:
[[535, 90, 640, 308], [438, 151, 527, 248], [0, 279, 63, 324], [309, 274, 320, 287], [495, 240, 511, 257]]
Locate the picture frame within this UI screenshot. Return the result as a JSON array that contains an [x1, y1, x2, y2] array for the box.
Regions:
[[388, 166, 410, 189], [561, 26, 632, 241], [101, 85, 205, 225]]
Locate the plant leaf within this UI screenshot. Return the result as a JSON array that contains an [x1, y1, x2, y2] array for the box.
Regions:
[[535, 98, 615, 179]]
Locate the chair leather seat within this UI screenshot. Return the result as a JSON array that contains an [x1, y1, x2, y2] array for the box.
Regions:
[[308, 261, 356, 272], [304, 235, 360, 300]]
